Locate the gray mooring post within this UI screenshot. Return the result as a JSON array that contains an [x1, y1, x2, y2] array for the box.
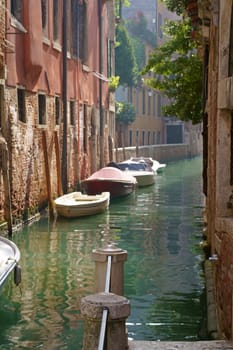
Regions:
[[92, 243, 128, 296], [81, 292, 130, 350]]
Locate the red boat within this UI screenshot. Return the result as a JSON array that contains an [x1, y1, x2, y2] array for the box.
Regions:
[[81, 167, 137, 198]]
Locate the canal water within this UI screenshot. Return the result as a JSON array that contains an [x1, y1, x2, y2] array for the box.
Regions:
[[0, 156, 207, 349]]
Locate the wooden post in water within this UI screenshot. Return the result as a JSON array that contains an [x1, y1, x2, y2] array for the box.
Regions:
[[42, 130, 54, 217], [54, 130, 62, 197]]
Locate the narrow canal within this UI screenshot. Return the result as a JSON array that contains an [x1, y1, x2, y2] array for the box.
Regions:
[[0, 156, 207, 349]]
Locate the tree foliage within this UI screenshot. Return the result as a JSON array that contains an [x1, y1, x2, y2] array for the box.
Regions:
[[115, 0, 131, 19], [115, 102, 136, 125], [131, 37, 146, 71], [115, 25, 138, 87], [160, 0, 187, 15], [127, 11, 156, 47], [142, 19, 202, 124]]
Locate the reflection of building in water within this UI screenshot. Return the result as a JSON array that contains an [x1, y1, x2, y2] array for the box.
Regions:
[[7, 212, 114, 348]]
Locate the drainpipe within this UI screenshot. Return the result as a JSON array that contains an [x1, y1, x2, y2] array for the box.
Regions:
[[62, 0, 68, 193], [98, 0, 104, 168]]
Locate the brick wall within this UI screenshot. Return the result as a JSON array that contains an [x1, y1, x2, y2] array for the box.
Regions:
[[4, 89, 91, 220], [3, 87, 110, 222], [0, 0, 115, 226]]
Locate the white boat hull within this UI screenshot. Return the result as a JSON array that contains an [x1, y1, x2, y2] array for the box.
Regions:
[[0, 236, 21, 288], [114, 160, 156, 187], [54, 192, 110, 218], [126, 170, 155, 187], [129, 157, 166, 174]]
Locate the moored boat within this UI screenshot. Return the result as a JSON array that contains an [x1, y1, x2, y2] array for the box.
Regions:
[[0, 236, 21, 288], [113, 160, 156, 187], [81, 167, 137, 198], [54, 191, 110, 218], [130, 157, 166, 173]]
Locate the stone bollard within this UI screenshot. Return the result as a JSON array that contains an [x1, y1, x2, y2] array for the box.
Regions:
[[92, 243, 127, 295], [81, 292, 130, 350]]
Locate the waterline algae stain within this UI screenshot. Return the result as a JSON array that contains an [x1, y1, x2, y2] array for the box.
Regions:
[[0, 157, 207, 349]]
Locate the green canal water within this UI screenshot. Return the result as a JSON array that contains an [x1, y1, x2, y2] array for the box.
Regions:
[[0, 156, 207, 349]]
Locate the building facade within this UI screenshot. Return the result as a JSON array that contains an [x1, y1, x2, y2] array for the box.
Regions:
[[119, 0, 200, 149], [198, 0, 233, 340], [0, 0, 115, 224]]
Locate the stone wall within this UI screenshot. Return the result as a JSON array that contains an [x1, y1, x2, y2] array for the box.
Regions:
[[114, 142, 202, 163], [214, 218, 233, 339], [201, 0, 233, 340]]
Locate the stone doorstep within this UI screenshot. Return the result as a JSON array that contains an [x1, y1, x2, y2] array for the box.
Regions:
[[128, 340, 233, 350]]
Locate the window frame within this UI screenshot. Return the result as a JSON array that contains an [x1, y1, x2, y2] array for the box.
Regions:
[[17, 87, 26, 123], [38, 94, 47, 125]]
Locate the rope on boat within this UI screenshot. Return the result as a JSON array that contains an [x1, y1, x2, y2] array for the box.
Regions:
[[98, 255, 112, 350]]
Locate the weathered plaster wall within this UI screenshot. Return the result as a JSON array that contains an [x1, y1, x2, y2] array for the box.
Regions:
[[0, 0, 116, 226], [205, 0, 233, 340]]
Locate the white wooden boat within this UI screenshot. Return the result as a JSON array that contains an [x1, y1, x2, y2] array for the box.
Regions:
[[54, 191, 110, 218], [0, 236, 21, 288]]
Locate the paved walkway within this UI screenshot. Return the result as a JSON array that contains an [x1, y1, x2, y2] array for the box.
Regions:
[[129, 340, 233, 349]]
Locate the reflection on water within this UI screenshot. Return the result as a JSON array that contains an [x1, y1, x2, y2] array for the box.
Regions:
[[0, 156, 207, 349]]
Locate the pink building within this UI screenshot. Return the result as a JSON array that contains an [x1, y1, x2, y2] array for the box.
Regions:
[[0, 0, 115, 224]]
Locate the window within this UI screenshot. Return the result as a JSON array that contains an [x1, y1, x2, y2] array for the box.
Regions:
[[148, 131, 151, 145], [153, 131, 156, 144], [38, 94, 46, 125], [41, 0, 48, 36], [83, 104, 88, 152], [129, 130, 133, 146], [11, 0, 22, 23], [157, 94, 161, 117], [157, 131, 161, 144], [70, 101, 75, 126], [53, 0, 61, 43], [71, 0, 78, 57], [142, 131, 145, 145], [107, 39, 114, 77], [78, 1, 88, 63], [142, 89, 146, 115], [136, 130, 139, 146], [136, 89, 140, 113], [55, 96, 60, 125], [148, 91, 152, 115], [153, 93, 156, 116], [17, 88, 26, 123]]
